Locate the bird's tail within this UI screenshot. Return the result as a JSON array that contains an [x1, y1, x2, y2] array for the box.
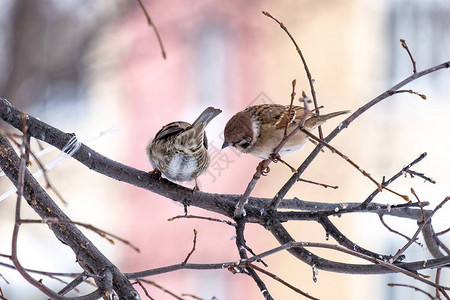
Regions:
[[180, 107, 221, 150], [191, 107, 222, 127], [305, 110, 350, 128]]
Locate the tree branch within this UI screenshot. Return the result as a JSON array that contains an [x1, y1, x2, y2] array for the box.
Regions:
[[0, 134, 138, 299]]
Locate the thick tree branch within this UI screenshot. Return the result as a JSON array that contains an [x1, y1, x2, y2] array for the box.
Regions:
[[235, 219, 274, 300], [268, 220, 450, 274], [318, 216, 397, 261], [0, 135, 138, 299]]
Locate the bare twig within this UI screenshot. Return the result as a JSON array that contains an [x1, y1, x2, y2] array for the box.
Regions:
[[435, 227, 450, 237], [181, 294, 207, 300], [0, 273, 9, 284], [262, 11, 323, 139], [300, 127, 410, 201], [235, 219, 274, 300], [6, 133, 68, 205], [0, 261, 87, 283], [319, 216, 394, 261], [183, 229, 198, 264], [0, 287, 6, 300], [242, 243, 268, 268], [406, 170, 436, 184], [27, 149, 68, 205], [410, 188, 426, 221], [400, 39, 417, 74], [57, 273, 89, 296], [360, 153, 428, 208], [284, 79, 297, 137], [388, 283, 434, 299], [378, 214, 422, 247], [136, 279, 183, 300], [20, 218, 140, 253], [436, 268, 443, 300], [234, 175, 259, 218], [391, 196, 450, 263], [135, 279, 155, 300], [297, 177, 338, 189], [391, 89, 426, 100], [137, 0, 167, 59], [249, 263, 319, 300], [168, 214, 237, 227]]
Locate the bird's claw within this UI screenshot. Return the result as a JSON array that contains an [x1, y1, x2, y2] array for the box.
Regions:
[[149, 169, 162, 179], [269, 154, 297, 173], [268, 153, 281, 163], [192, 178, 200, 191], [257, 161, 270, 176]]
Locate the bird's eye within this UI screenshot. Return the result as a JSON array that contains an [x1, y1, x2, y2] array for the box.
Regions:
[[239, 139, 251, 149]]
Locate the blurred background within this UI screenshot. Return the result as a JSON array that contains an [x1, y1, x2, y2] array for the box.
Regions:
[[0, 0, 449, 299]]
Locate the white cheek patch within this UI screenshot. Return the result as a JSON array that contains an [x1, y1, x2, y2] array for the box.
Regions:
[[251, 117, 260, 140]]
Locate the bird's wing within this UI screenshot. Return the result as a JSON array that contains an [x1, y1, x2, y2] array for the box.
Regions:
[[154, 121, 190, 142], [247, 104, 307, 129]]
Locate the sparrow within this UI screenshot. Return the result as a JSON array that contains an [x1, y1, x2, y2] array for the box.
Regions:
[[146, 107, 222, 190], [222, 104, 349, 159]]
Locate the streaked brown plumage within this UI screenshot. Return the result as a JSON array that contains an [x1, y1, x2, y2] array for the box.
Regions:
[[222, 104, 349, 159], [147, 107, 221, 189]]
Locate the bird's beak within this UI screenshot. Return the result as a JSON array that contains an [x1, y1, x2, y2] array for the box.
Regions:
[[221, 141, 230, 149]]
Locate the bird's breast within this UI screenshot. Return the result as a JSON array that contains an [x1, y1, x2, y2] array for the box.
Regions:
[[251, 127, 309, 158], [165, 152, 208, 182]]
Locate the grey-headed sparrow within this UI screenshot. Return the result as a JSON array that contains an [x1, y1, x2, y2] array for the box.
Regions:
[[147, 107, 222, 189], [222, 104, 349, 159]]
